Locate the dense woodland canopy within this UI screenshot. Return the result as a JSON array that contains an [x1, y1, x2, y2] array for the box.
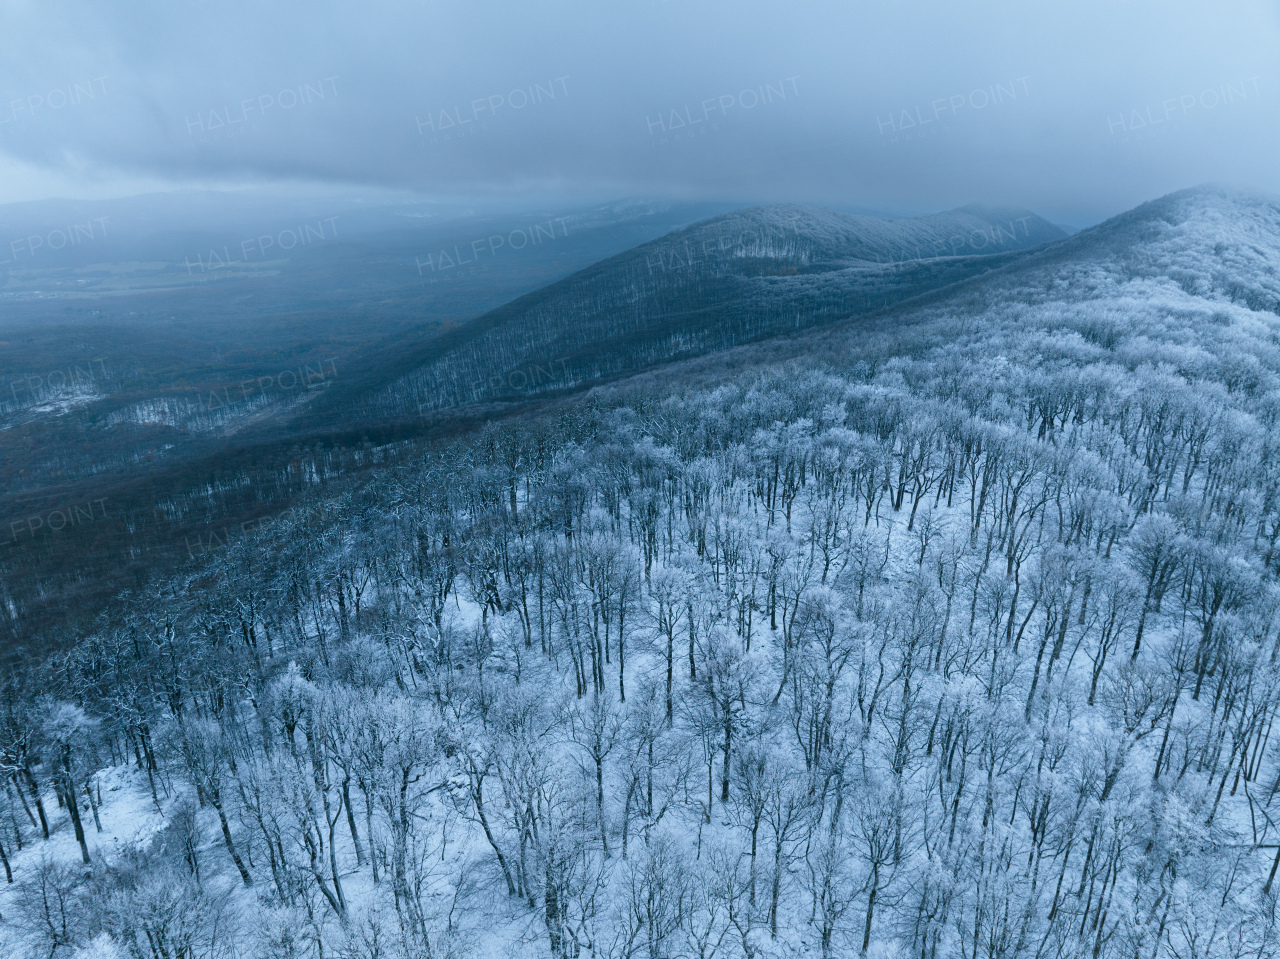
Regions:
[[2, 187, 1280, 959], [371, 203, 1065, 420], [0, 199, 1052, 655]]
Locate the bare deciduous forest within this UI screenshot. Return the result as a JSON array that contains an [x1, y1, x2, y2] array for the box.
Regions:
[[3, 186, 1280, 959]]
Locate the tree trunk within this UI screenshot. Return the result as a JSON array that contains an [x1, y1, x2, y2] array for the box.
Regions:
[[861, 873, 879, 956], [59, 750, 89, 864], [22, 766, 49, 839], [721, 721, 732, 802], [343, 776, 365, 865], [212, 794, 252, 885], [327, 793, 348, 914], [666, 630, 674, 723], [84, 780, 103, 833]]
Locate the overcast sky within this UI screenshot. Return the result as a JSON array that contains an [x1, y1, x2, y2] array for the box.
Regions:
[[0, 0, 1277, 224]]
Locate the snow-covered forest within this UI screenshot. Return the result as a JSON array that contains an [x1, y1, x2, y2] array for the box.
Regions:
[[3, 187, 1280, 959]]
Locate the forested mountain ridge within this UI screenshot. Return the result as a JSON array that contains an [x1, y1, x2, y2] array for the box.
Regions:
[[353, 203, 1066, 421], [1043, 185, 1280, 314], [5, 186, 1280, 959], [918, 184, 1280, 313]]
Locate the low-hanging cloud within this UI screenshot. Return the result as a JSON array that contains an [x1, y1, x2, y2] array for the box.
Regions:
[[0, 0, 1277, 223]]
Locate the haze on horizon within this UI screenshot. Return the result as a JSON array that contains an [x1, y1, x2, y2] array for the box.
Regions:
[[0, 0, 1277, 227]]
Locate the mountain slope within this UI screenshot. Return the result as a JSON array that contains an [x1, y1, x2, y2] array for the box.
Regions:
[[644, 185, 1280, 410], [348, 203, 1066, 420], [7, 187, 1280, 959], [1026, 184, 1280, 315]]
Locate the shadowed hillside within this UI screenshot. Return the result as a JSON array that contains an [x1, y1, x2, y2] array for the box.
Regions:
[[346, 204, 1067, 420]]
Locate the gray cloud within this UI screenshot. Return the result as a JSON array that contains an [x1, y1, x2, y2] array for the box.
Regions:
[[0, 0, 1277, 223]]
